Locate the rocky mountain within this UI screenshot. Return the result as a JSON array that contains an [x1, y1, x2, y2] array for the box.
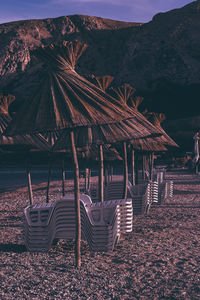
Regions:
[[1, 1, 200, 150]]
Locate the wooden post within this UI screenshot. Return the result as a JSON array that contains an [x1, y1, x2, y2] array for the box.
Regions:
[[195, 162, 198, 174], [26, 158, 33, 205], [99, 144, 104, 202], [70, 131, 81, 268], [142, 154, 146, 180], [146, 152, 151, 180], [108, 164, 111, 183], [123, 142, 128, 199], [46, 157, 52, 203], [150, 152, 154, 181], [105, 164, 108, 186], [85, 168, 89, 191], [135, 152, 139, 185], [62, 158, 65, 197], [131, 148, 135, 186], [110, 165, 113, 181], [88, 168, 91, 190]]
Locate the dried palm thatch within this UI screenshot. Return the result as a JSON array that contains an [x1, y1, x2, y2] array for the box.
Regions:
[[0, 94, 15, 115], [0, 95, 49, 151], [0, 95, 18, 146], [0, 94, 48, 151], [144, 112, 178, 148], [110, 84, 168, 152], [59, 144, 122, 162], [87, 75, 114, 92], [6, 41, 162, 142], [110, 83, 135, 105], [129, 96, 144, 111], [130, 107, 168, 152], [79, 144, 122, 161]]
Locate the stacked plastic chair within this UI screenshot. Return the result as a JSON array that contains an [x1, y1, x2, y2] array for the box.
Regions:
[[128, 182, 151, 215], [23, 202, 56, 252], [149, 181, 159, 204], [104, 182, 133, 233], [87, 180, 153, 216], [86, 181, 133, 233], [137, 170, 159, 205], [166, 180, 173, 198], [82, 198, 132, 251], [23, 194, 133, 253], [153, 169, 173, 204], [80, 198, 120, 252]]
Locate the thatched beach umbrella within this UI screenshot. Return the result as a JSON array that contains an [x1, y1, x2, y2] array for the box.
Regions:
[[143, 112, 179, 179], [0, 94, 51, 203], [6, 41, 162, 267], [111, 84, 179, 183], [110, 84, 164, 185], [144, 112, 178, 148]]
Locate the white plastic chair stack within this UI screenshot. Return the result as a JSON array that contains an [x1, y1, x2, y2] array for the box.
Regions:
[[105, 181, 133, 233], [116, 199, 133, 233], [23, 194, 133, 253], [82, 200, 120, 252], [105, 181, 126, 201], [153, 169, 173, 203], [54, 194, 80, 240], [128, 183, 150, 215], [165, 180, 174, 199], [23, 202, 55, 252], [149, 181, 159, 204], [86, 181, 133, 234]]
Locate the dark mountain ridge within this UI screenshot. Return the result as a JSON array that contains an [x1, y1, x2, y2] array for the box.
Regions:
[[0, 1, 200, 150]]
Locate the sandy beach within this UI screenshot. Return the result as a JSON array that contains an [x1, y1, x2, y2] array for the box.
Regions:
[[0, 169, 200, 299]]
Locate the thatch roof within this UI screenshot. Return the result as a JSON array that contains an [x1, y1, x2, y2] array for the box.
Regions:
[[110, 84, 169, 152], [110, 84, 135, 105], [6, 41, 162, 149], [0, 95, 51, 151], [111, 84, 179, 151], [144, 112, 178, 148], [77, 144, 122, 161], [0, 94, 15, 115], [87, 75, 114, 92]]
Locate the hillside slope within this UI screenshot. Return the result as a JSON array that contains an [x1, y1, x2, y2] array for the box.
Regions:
[[1, 1, 200, 149]]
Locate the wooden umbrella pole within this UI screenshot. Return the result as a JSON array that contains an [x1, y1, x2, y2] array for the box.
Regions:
[[135, 152, 139, 185], [150, 152, 154, 181], [131, 148, 135, 186], [88, 168, 91, 190], [123, 141, 128, 199], [70, 131, 81, 268], [46, 156, 52, 203], [111, 165, 113, 181], [147, 153, 151, 180], [108, 164, 111, 183], [99, 144, 104, 202], [26, 155, 33, 205], [142, 155, 146, 180], [62, 158, 65, 197], [85, 168, 89, 191], [105, 164, 108, 186]]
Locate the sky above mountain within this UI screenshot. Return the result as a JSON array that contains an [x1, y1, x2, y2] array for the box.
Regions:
[[0, 0, 194, 25]]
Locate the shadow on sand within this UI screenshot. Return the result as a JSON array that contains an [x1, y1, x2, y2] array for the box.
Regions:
[[174, 190, 200, 195], [0, 244, 27, 253], [175, 181, 200, 185]]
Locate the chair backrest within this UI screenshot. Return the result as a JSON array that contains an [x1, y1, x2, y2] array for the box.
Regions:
[[105, 181, 132, 201], [128, 182, 150, 198]]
